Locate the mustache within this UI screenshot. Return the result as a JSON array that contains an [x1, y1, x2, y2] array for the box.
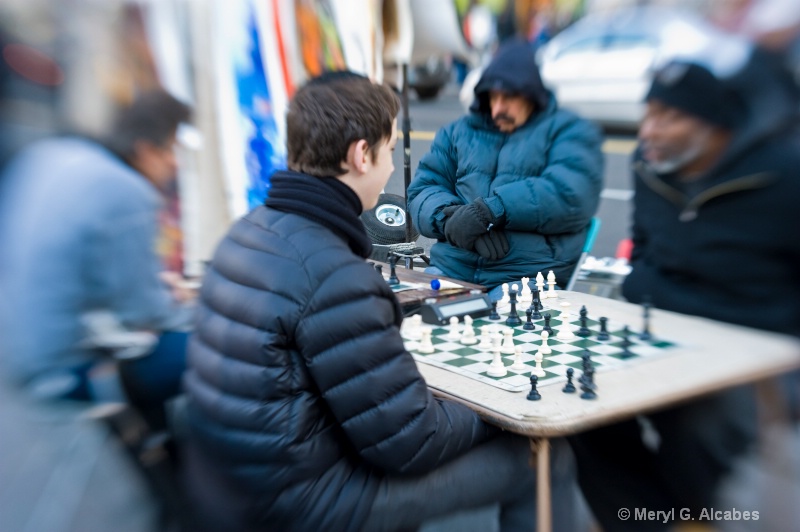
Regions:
[[493, 113, 514, 124]]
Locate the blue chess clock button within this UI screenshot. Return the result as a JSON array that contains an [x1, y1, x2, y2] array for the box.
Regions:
[[430, 279, 441, 290]]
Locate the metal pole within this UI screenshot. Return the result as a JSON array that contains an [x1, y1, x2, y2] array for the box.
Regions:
[[402, 63, 413, 245]]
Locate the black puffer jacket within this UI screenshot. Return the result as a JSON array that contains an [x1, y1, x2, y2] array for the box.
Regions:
[[183, 172, 493, 531]]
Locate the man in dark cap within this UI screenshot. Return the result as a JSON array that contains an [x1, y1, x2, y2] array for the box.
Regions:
[[407, 38, 603, 297], [569, 59, 800, 531]]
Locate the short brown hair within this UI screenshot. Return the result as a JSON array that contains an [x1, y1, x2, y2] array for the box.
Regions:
[[286, 71, 400, 177]]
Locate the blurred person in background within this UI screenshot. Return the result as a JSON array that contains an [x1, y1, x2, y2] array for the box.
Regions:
[[0, 88, 195, 431], [407, 37, 603, 300], [569, 58, 800, 531], [0, 18, 162, 532]]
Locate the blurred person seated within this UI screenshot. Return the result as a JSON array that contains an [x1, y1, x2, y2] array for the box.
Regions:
[[181, 71, 537, 532], [569, 58, 800, 531], [0, 89, 195, 430]]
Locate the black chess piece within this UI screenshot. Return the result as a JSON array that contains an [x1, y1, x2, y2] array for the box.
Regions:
[[562, 368, 576, 393], [543, 313, 553, 334], [580, 379, 597, 400], [639, 301, 653, 341], [506, 289, 522, 327], [387, 254, 400, 285], [489, 300, 501, 321], [530, 289, 543, 319], [527, 374, 542, 401], [597, 316, 610, 341], [374, 263, 383, 277], [621, 325, 633, 359], [523, 308, 535, 330], [577, 305, 591, 338]]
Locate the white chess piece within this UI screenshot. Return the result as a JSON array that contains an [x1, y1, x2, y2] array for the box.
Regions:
[[547, 270, 558, 300], [510, 345, 527, 372], [445, 316, 461, 341], [500, 283, 510, 304], [418, 328, 435, 353], [520, 277, 531, 303], [486, 344, 508, 377], [532, 350, 546, 377], [501, 329, 515, 354], [477, 325, 492, 349], [460, 316, 478, 345], [402, 314, 422, 340], [539, 330, 552, 355], [556, 303, 575, 340], [536, 272, 546, 299]]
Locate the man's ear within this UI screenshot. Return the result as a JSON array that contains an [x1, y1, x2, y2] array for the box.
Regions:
[[345, 139, 370, 174]]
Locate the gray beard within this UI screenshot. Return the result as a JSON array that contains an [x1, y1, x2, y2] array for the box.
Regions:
[[646, 129, 711, 175]]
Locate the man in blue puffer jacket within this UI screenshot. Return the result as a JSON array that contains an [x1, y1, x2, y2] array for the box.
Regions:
[[408, 38, 604, 295], [181, 72, 536, 532]]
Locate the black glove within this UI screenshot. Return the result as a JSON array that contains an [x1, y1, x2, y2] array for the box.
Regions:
[[474, 230, 510, 260], [443, 198, 500, 251]]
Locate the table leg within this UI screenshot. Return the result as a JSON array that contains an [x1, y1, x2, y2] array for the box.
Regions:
[[534, 437, 552, 532]]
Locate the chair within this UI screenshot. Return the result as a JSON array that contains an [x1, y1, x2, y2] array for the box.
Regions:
[[566, 217, 601, 292]]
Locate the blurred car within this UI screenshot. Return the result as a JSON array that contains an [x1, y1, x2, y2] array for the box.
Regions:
[[537, 7, 715, 129]]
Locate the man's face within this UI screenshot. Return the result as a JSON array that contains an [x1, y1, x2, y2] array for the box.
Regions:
[[638, 101, 715, 174], [134, 133, 179, 191], [362, 118, 398, 210], [489, 90, 535, 133]]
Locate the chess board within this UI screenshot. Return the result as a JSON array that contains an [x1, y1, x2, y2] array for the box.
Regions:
[[402, 301, 678, 392]]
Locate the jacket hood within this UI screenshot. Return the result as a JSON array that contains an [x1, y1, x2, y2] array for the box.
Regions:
[[471, 38, 550, 115]]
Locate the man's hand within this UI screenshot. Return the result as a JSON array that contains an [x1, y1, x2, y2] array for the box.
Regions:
[[443, 198, 500, 251], [474, 230, 510, 260]]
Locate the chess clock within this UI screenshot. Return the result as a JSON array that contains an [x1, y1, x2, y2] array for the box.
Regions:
[[418, 291, 493, 325]]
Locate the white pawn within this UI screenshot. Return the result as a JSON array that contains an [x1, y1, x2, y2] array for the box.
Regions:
[[536, 272, 546, 299], [445, 316, 461, 341], [557, 303, 575, 340], [500, 283, 510, 304], [487, 343, 508, 377], [418, 328, 435, 354], [501, 329, 515, 354], [539, 330, 552, 355], [532, 350, 546, 377], [547, 270, 558, 300], [402, 314, 422, 340], [477, 325, 492, 349], [510, 345, 527, 372], [460, 315, 478, 345]]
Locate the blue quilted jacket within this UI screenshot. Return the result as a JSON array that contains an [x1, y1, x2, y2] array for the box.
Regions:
[[407, 40, 604, 289], [183, 202, 493, 531]]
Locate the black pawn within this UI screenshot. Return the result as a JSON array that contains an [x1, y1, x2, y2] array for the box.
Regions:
[[639, 302, 653, 341], [387, 254, 400, 285], [577, 305, 591, 338], [596, 317, 610, 341], [527, 374, 542, 401], [489, 300, 501, 321], [543, 313, 554, 335], [506, 289, 522, 327], [562, 368, 576, 394], [523, 308, 536, 330], [578, 350, 593, 387], [620, 325, 633, 359]]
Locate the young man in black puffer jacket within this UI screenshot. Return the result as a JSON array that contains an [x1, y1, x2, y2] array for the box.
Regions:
[[181, 72, 537, 532]]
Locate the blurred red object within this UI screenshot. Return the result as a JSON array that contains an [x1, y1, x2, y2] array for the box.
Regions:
[[616, 238, 633, 260]]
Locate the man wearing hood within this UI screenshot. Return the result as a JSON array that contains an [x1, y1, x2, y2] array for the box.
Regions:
[[407, 38, 603, 295], [569, 58, 800, 530]]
